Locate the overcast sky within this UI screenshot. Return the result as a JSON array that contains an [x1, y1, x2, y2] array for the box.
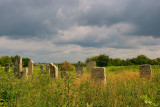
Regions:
[[0, 0, 160, 63]]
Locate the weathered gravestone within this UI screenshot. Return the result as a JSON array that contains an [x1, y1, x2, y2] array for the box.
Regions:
[[75, 64, 84, 76], [91, 67, 106, 84], [5, 63, 10, 72], [14, 57, 22, 76], [139, 64, 152, 78], [86, 61, 96, 73], [49, 63, 58, 78], [40, 65, 44, 73], [28, 60, 33, 75], [18, 68, 28, 79]]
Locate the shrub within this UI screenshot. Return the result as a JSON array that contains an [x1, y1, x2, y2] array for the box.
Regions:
[[60, 61, 74, 71]]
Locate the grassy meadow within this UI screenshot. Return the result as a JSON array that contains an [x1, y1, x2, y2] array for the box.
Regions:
[[0, 65, 160, 107]]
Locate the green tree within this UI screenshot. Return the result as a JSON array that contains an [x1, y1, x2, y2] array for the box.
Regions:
[[157, 58, 160, 64], [96, 54, 109, 67], [85, 56, 98, 64], [136, 54, 150, 65], [75, 61, 85, 66], [0, 56, 12, 66], [125, 58, 133, 65], [22, 58, 30, 67], [112, 58, 122, 66]]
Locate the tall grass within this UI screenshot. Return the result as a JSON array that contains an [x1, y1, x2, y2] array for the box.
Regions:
[[0, 66, 160, 106]]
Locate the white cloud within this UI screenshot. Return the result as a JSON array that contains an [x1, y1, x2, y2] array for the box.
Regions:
[[0, 0, 160, 63]]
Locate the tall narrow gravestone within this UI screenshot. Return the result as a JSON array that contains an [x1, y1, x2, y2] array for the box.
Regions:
[[139, 64, 152, 78], [49, 63, 58, 78], [14, 57, 22, 76], [5, 63, 10, 72], [28, 60, 33, 75], [86, 61, 96, 73], [91, 67, 106, 84], [75, 64, 84, 76]]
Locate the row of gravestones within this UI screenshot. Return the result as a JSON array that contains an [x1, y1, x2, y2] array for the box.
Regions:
[[4, 58, 152, 82], [4, 57, 58, 79], [39, 64, 84, 77], [86, 61, 153, 85]]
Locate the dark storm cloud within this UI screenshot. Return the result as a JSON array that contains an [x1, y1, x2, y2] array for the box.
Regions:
[[80, 0, 160, 37], [0, 0, 78, 39], [0, 0, 160, 48]]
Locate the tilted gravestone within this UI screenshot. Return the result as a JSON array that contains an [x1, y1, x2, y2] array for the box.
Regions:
[[49, 63, 58, 78], [5, 63, 10, 72], [28, 60, 33, 75], [139, 64, 152, 78], [91, 67, 106, 84], [75, 64, 84, 76], [40, 65, 44, 73], [14, 57, 22, 76], [86, 61, 96, 73], [18, 68, 28, 79]]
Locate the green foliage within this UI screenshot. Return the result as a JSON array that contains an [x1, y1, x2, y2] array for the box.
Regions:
[[109, 58, 123, 66], [135, 54, 150, 65], [85, 56, 98, 63], [22, 58, 30, 67], [86, 54, 159, 66], [0, 66, 160, 106], [74, 61, 85, 66], [0, 56, 12, 66], [0, 55, 31, 67], [60, 61, 74, 71], [96, 54, 109, 67]]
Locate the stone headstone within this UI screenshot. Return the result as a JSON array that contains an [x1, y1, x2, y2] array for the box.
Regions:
[[18, 68, 28, 79], [28, 60, 33, 75], [40, 65, 44, 73], [75, 64, 84, 76], [14, 57, 22, 76], [86, 61, 96, 73], [91, 67, 106, 84], [49, 63, 58, 78], [139, 64, 152, 78], [5, 63, 10, 72]]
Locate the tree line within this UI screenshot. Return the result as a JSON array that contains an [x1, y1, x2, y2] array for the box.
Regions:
[[1, 54, 160, 67], [0, 55, 30, 67], [85, 54, 160, 67]]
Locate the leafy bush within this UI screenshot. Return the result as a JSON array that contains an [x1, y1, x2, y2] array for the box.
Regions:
[[60, 61, 74, 71]]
